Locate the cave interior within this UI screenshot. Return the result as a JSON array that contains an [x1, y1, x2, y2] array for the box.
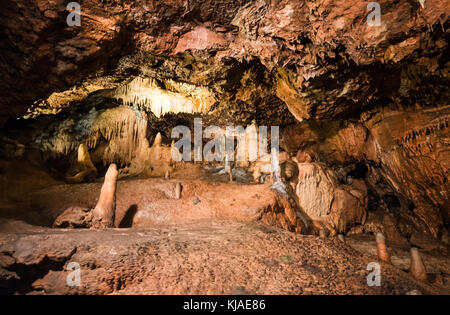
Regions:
[[0, 0, 449, 295]]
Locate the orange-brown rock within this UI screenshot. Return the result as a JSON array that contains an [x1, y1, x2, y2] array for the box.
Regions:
[[0, 0, 449, 296], [410, 247, 428, 281], [376, 232, 391, 263], [365, 106, 450, 237], [52, 206, 92, 228], [91, 164, 118, 228], [295, 163, 367, 234], [3, 1, 447, 124], [1, 221, 447, 295]]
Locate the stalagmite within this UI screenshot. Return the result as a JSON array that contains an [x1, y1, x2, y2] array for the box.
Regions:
[[77, 143, 96, 171], [165, 170, 170, 179], [270, 148, 287, 194], [224, 153, 231, 174], [319, 229, 327, 238], [175, 182, 182, 199], [376, 232, 391, 263], [337, 234, 345, 243], [406, 290, 422, 295], [153, 132, 162, 147], [409, 247, 428, 281], [91, 164, 118, 228], [65, 143, 97, 183]]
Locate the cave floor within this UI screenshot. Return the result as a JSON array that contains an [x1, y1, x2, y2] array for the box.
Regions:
[[0, 162, 449, 295], [0, 219, 448, 295]]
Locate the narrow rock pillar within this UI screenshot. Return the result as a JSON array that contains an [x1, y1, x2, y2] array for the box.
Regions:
[[92, 164, 118, 228]]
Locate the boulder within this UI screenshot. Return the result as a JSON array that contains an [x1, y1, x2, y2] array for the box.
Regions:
[[53, 206, 92, 228], [296, 163, 368, 234], [330, 188, 366, 234]]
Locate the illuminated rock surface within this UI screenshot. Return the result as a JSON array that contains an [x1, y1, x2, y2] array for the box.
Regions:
[[0, 0, 449, 294]]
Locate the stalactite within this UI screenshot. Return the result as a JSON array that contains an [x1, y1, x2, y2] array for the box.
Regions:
[[36, 105, 151, 168], [112, 77, 215, 118], [396, 117, 450, 146]]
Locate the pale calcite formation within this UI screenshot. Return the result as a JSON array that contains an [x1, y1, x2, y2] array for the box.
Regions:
[[296, 162, 367, 234], [65, 144, 97, 183], [296, 163, 337, 219], [410, 247, 428, 281], [112, 77, 216, 118], [91, 164, 118, 229]]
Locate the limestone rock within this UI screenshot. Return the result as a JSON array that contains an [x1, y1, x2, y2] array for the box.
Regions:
[[295, 151, 312, 163], [330, 188, 367, 234], [296, 163, 337, 219], [91, 164, 118, 229], [381, 214, 410, 248], [296, 163, 367, 234], [410, 232, 441, 252], [53, 206, 92, 228], [65, 144, 97, 183], [280, 160, 299, 182], [410, 247, 428, 281]]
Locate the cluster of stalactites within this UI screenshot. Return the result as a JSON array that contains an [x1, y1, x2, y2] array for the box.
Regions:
[[396, 117, 449, 145], [85, 106, 149, 164], [38, 106, 149, 166], [38, 119, 81, 157], [112, 77, 216, 118]]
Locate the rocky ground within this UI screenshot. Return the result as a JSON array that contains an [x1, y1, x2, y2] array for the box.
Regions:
[[0, 173, 448, 295], [0, 219, 448, 295]]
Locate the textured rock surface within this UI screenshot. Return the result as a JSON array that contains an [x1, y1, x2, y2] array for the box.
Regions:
[[295, 163, 367, 234], [280, 106, 449, 241], [18, 177, 306, 232], [0, 0, 449, 294], [52, 206, 92, 228], [1, 0, 448, 122], [296, 163, 337, 219], [0, 221, 448, 295], [346, 233, 449, 290]]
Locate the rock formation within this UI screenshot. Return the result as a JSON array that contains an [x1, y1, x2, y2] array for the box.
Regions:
[[410, 247, 428, 281], [376, 232, 391, 263], [295, 163, 368, 234], [0, 1, 447, 235], [65, 144, 97, 183], [91, 164, 118, 228], [53, 206, 92, 228]]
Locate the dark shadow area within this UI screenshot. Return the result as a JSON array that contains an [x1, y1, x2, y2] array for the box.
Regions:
[[118, 204, 138, 228]]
